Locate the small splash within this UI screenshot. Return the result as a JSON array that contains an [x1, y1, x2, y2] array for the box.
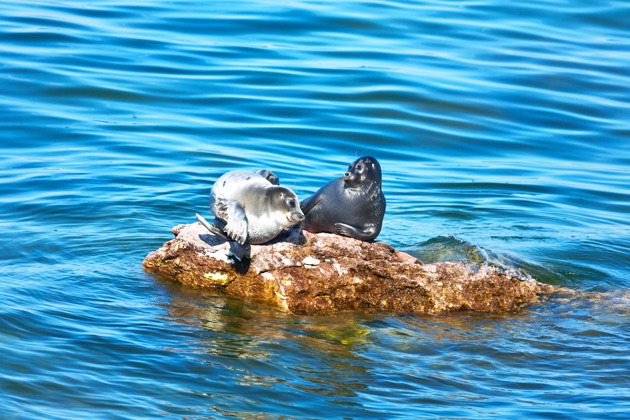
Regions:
[[411, 235, 564, 286], [414, 235, 491, 264]]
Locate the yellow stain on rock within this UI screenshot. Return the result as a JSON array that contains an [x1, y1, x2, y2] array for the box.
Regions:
[[204, 271, 229, 284]]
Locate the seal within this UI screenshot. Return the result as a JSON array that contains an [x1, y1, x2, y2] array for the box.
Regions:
[[300, 156, 386, 241], [196, 169, 304, 245]]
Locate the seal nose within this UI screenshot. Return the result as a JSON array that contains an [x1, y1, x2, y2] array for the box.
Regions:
[[343, 171, 360, 186], [291, 211, 304, 223]]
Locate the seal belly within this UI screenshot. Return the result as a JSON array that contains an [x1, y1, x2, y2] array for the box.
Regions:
[[246, 210, 286, 244]]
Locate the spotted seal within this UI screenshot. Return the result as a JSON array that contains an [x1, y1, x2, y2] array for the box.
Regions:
[[196, 169, 304, 244], [300, 156, 385, 241]]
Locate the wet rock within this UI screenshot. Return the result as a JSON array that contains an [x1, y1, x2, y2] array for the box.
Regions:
[[143, 222, 557, 315]]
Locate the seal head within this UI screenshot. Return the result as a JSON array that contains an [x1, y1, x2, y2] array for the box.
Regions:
[[201, 170, 304, 245], [300, 156, 385, 241]]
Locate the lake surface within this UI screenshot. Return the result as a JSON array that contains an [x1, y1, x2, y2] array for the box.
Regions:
[[1, 0, 629, 418]]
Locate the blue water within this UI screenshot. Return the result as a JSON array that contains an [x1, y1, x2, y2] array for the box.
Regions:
[[2, 0, 630, 418]]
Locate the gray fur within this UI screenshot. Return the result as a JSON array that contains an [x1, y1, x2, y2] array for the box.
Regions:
[[202, 170, 304, 245]]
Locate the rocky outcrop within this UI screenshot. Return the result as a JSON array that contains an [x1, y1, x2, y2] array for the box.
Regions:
[[143, 223, 557, 315]]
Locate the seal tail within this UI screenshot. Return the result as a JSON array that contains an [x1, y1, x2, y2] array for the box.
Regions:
[[196, 213, 230, 241]]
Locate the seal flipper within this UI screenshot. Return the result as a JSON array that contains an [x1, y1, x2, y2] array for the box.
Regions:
[[300, 192, 324, 215], [334, 222, 379, 241], [219, 199, 249, 245], [196, 213, 230, 240], [256, 169, 280, 185]]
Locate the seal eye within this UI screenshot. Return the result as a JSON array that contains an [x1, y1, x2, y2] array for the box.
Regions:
[[287, 198, 296, 208]]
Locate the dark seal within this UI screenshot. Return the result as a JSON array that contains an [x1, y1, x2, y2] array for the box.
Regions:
[[300, 156, 386, 241]]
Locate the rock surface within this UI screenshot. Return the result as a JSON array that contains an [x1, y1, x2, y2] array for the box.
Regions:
[[143, 223, 557, 315]]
